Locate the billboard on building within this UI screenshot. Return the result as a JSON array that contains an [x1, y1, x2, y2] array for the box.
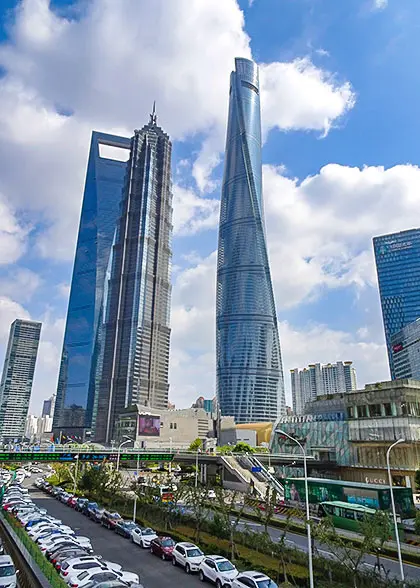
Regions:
[[138, 414, 160, 437]]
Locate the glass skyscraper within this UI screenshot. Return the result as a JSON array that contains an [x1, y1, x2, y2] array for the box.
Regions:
[[0, 319, 42, 442], [95, 111, 173, 444], [373, 228, 420, 378], [391, 319, 420, 380], [216, 58, 285, 423], [53, 132, 131, 440]]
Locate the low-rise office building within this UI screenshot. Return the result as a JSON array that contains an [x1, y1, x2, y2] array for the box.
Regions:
[[272, 379, 420, 488], [115, 404, 234, 449]]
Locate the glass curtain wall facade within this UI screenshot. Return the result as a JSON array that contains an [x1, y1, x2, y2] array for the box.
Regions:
[[391, 319, 420, 380], [95, 113, 173, 444], [0, 320, 42, 442], [216, 58, 285, 423], [53, 132, 131, 440], [373, 228, 420, 378]]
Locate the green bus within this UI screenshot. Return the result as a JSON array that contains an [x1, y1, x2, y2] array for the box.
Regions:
[[317, 501, 403, 539], [285, 477, 414, 519]]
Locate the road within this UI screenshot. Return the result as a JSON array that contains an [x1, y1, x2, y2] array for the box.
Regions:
[[29, 487, 198, 588], [232, 515, 420, 581]]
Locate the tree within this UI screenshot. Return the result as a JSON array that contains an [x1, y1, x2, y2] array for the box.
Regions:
[[415, 469, 420, 492], [78, 462, 123, 505], [184, 484, 209, 542], [232, 442, 255, 454], [250, 486, 279, 534], [313, 510, 393, 588], [189, 438, 203, 452], [212, 486, 247, 560]]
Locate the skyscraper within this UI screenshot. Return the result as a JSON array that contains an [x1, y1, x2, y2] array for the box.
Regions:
[[391, 319, 420, 380], [0, 319, 41, 442], [95, 110, 173, 443], [291, 361, 357, 415], [42, 394, 56, 418], [373, 228, 420, 378], [216, 58, 285, 424], [53, 132, 131, 440]]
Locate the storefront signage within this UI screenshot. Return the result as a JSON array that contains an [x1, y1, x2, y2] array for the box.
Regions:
[[278, 412, 345, 424], [365, 476, 386, 485]]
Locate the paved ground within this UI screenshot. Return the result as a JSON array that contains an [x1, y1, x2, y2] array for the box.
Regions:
[[29, 487, 198, 588]]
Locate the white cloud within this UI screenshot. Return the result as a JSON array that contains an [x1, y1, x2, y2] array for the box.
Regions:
[[0, 268, 42, 303], [173, 185, 220, 236], [0, 297, 30, 341], [263, 163, 420, 308], [0, 194, 28, 265], [260, 59, 355, 138], [0, 0, 356, 250], [373, 0, 388, 10]]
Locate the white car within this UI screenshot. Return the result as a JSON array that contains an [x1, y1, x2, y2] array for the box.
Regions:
[[0, 554, 18, 588], [172, 542, 204, 574], [39, 535, 92, 553], [131, 526, 157, 548], [199, 555, 238, 586], [67, 569, 122, 587], [231, 571, 278, 588], [60, 556, 123, 582]]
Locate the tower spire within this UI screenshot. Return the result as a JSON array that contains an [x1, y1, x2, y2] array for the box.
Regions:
[[150, 101, 157, 125]]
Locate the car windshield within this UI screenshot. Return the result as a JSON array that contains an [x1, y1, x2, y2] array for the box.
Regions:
[[111, 513, 121, 519], [124, 522, 136, 529], [0, 565, 15, 577], [217, 561, 235, 572], [143, 528, 154, 535], [161, 539, 174, 547], [257, 580, 278, 588], [187, 548, 203, 557]]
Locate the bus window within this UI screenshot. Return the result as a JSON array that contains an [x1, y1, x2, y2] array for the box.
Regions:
[[344, 509, 355, 520]]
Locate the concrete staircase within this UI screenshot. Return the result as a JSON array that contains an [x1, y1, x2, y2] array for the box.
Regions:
[[221, 455, 268, 498]]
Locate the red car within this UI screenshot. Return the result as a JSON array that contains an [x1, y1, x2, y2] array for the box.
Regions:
[[67, 496, 77, 507], [150, 536, 175, 560]]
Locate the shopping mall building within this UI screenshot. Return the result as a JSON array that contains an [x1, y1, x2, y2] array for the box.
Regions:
[[271, 379, 420, 489]]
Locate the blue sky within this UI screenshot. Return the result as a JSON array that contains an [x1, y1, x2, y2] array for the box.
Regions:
[[0, 0, 418, 414]]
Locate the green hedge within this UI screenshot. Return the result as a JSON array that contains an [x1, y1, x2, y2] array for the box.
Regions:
[[4, 514, 67, 588]]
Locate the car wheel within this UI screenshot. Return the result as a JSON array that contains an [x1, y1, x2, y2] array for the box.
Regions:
[[131, 536, 134, 543], [185, 564, 191, 574], [161, 553, 166, 560], [199, 570, 206, 582], [216, 580, 222, 588]]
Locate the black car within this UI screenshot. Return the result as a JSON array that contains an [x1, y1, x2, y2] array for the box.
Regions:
[[0, 540, 4, 556], [46, 541, 81, 560], [114, 520, 138, 538]]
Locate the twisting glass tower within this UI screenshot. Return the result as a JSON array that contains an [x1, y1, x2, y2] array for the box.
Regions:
[[95, 108, 173, 443], [216, 58, 285, 423]]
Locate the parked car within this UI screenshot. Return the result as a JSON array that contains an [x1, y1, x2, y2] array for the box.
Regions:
[[52, 548, 90, 570], [60, 557, 104, 581], [231, 571, 278, 588], [131, 526, 157, 548], [101, 511, 122, 530], [68, 496, 78, 508], [149, 536, 175, 560], [89, 506, 105, 523], [114, 520, 138, 539], [199, 555, 238, 587], [0, 555, 18, 588], [85, 502, 99, 517], [75, 498, 89, 512], [172, 542, 204, 574], [67, 569, 120, 587]]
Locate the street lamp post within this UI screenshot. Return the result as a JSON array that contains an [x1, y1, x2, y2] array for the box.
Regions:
[[279, 429, 314, 588], [117, 437, 133, 472], [73, 455, 79, 495], [169, 437, 173, 475], [195, 448, 201, 488], [386, 438, 405, 584]]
